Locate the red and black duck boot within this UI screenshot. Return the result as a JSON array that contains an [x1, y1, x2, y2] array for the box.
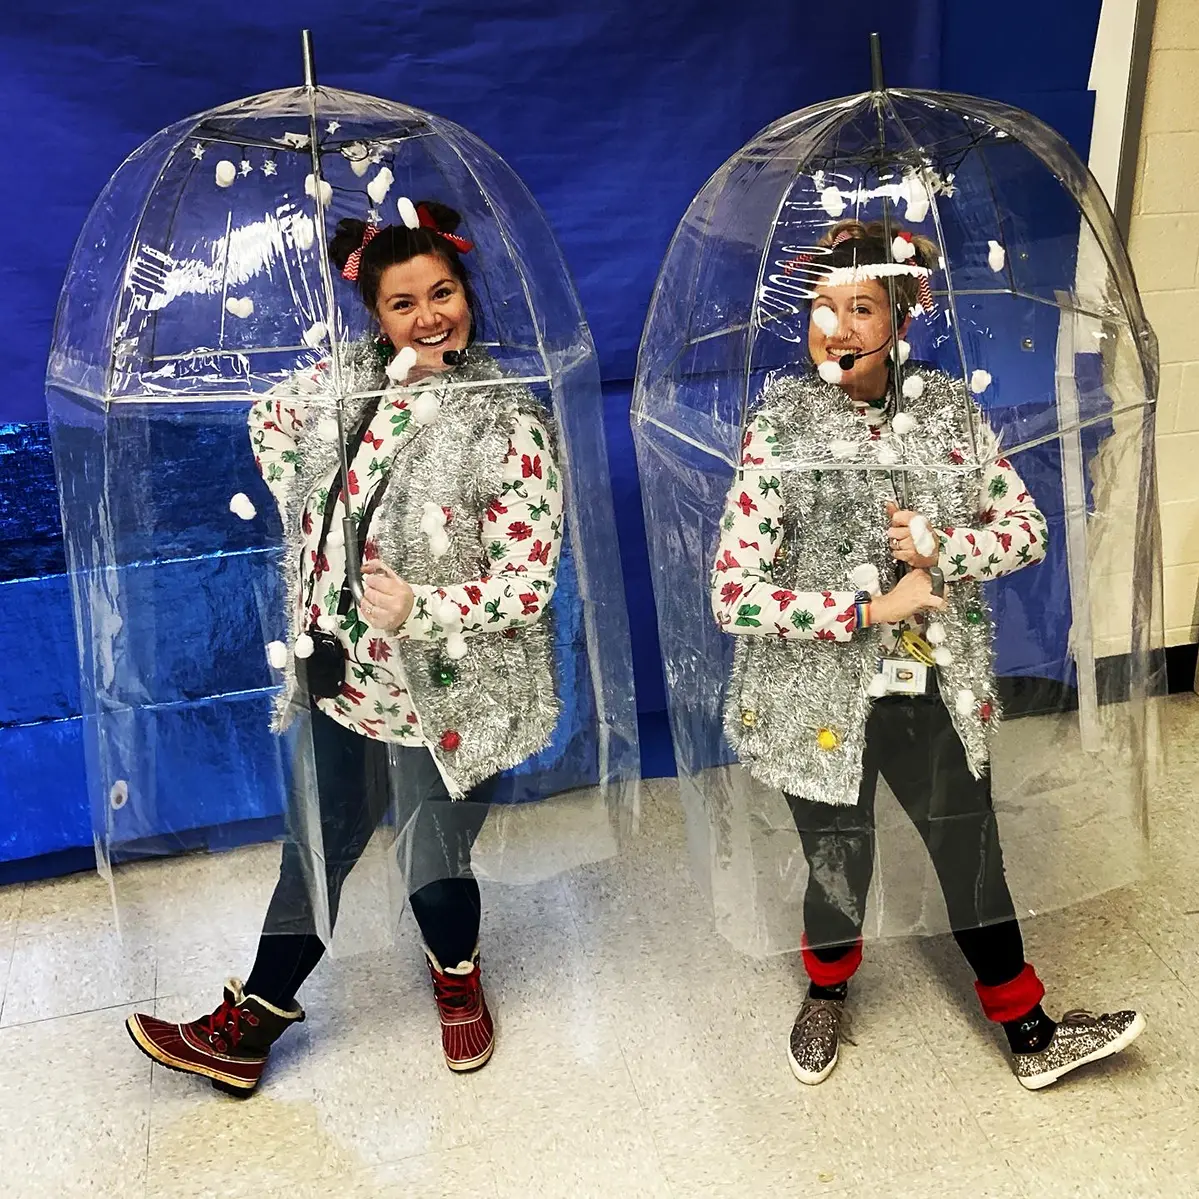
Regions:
[[425, 949, 495, 1073], [126, 978, 304, 1096]]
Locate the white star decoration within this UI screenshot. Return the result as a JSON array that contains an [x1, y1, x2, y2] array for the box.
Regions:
[[262, 160, 277, 177], [239, 159, 253, 176], [327, 120, 341, 134], [191, 143, 205, 160], [368, 208, 382, 223]]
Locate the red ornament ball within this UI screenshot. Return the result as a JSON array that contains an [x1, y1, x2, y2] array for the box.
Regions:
[[979, 701, 993, 722], [439, 729, 461, 752]]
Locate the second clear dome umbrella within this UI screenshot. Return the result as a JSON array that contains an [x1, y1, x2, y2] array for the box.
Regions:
[[48, 36, 639, 958], [633, 44, 1163, 956]]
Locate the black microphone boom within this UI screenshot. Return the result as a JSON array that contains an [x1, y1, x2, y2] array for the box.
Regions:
[[837, 340, 892, 371]]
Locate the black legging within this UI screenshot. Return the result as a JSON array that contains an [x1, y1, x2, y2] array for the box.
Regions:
[[787, 693, 1025, 987], [245, 706, 490, 1007]]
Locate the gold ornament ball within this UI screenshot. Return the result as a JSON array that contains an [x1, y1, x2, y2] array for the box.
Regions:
[[741, 709, 758, 729], [816, 727, 841, 751]]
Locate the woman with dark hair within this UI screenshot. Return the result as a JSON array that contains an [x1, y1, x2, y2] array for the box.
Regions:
[[126, 200, 563, 1093], [712, 218, 1143, 1089]]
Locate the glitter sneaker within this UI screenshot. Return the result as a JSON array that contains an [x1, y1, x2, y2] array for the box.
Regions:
[[787, 996, 847, 1085], [1013, 1008, 1145, 1090]]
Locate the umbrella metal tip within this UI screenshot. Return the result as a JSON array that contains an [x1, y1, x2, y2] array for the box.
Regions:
[[869, 32, 885, 93]]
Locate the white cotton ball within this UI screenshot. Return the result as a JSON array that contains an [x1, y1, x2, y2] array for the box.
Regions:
[[812, 306, 839, 336], [229, 492, 256, 521], [397, 196, 420, 229], [849, 563, 881, 595], [386, 345, 418, 384], [955, 688, 977, 717], [910, 514, 937, 557], [925, 621, 947, 645], [215, 160, 237, 188], [892, 235, 916, 262], [266, 641, 288, 670], [817, 359, 843, 386], [419, 501, 447, 534], [225, 297, 254, 319], [896, 339, 911, 365], [344, 143, 372, 177], [327, 523, 345, 548], [366, 166, 394, 206], [304, 321, 329, 347], [901, 375, 925, 401], [316, 417, 339, 443], [445, 632, 468, 661], [291, 215, 316, 252], [436, 598, 462, 627], [876, 444, 899, 466], [304, 173, 333, 207], [428, 528, 451, 558], [821, 186, 845, 217], [988, 240, 1006, 272], [829, 439, 857, 461], [294, 634, 315, 660], [412, 391, 441, 426], [904, 178, 930, 223], [933, 646, 954, 668], [317, 613, 338, 632], [867, 673, 889, 698], [892, 410, 918, 435], [970, 369, 992, 395]]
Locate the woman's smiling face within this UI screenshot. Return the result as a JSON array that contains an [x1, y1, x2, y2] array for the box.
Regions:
[[375, 252, 471, 374], [808, 278, 908, 402]]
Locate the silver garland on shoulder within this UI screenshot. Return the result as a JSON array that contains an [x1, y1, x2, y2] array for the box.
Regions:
[[725, 365, 1000, 806]]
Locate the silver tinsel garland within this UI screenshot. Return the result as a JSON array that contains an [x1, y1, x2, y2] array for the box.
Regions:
[[270, 340, 561, 795], [726, 365, 1000, 805]]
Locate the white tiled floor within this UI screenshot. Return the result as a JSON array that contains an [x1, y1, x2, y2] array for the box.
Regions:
[[2, 698, 1198, 1198]]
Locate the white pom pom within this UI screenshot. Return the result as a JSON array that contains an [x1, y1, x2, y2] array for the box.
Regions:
[[817, 360, 843, 385], [955, 688, 976, 717], [428, 528, 451, 558], [327, 523, 344, 549], [303, 322, 328, 348], [305, 174, 333, 207], [291, 215, 316, 252], [892, 410, 918, 435], [896, 339, 911, 365], [225, 297, 254, 319], [933, 646, 954, 668], [344, 143, 373, 177], [892, 235, 916, 262], [316, 417, 339, 443], [412, 391, 441, 426], [849, 563, 881, 595], [910, 514, 937, 557], [812, 306, 839, 336], [904, 178, 930, 223], [266, 641, 288, 670], [925, 621, 947, 645], [317, 613, 338, 632], [829, 439, 857, 461], [419, 501, 448, 534], [294, 634, 315, 660], [876, 444, 899, 466], [970, 369, 992, 395], [386, 345, 418, 384], [229, 492, 256, 521], [215, 160, 237, 188], [988, 240, 1006, 272], [445, 632, 468, 661], [435, 598, 462, 627], [821, 186, 845, 217], [397, 196, 420, 229], [366, 167, 394, 206], [901, 375, 925, 401], [867, 673, 889, 698]]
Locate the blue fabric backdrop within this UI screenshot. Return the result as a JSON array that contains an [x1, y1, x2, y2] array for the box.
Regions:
[[1, 0, 1102, 872]]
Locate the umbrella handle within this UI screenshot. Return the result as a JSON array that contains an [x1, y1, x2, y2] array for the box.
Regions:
[[343, 516, 365, 604]]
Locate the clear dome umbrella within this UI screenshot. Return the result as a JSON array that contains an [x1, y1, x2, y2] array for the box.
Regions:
[[633, 35, 1163, 955], [47, 33, 639, 960]]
